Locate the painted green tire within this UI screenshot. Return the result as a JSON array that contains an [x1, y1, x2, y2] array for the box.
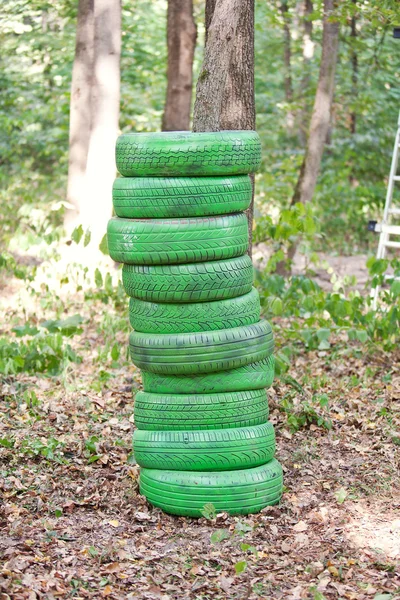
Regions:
[[129, 288, 260, 333], [107, 214, 248, 265], [142, 355, 275, 394], [129, 320, 273, 375], [122, 255, 253, 303], [112, 175, 252, 218], [116, 131, 261, 177], [134, 389, 269, 431], [133, 422, 275, 471], [139, 459, 283, 516]]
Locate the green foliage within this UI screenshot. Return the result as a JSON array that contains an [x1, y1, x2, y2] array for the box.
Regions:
[[0, 316, 83, 376]]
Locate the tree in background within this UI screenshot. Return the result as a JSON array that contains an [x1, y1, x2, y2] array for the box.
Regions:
[[291, 0, 339, 210], [193, 0, 255, 253], [66, 0, 121, 245], [65, 0, 94, 231], [162, 0, 197, 131]]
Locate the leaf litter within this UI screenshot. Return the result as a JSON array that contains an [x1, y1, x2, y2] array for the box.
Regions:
[[0, 280, 400, 600]]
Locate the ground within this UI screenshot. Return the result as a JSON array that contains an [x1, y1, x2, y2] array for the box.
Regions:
[[1, 258, 399, 600]]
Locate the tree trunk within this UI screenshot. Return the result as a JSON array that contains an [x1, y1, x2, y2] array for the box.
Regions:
[[65, 0, 94, 232], [280, 0, 293, 104], [291, 0, 339, 208], [162, 0, 197, 131], [193, 0, 255, 254], [83, 0, 121, 247], [277, 0, 339, 272], [349, 0, 358, 134], [297, 0, 314, 145]]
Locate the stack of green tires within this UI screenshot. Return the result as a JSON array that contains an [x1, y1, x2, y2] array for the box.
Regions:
[[107, 131, 283, 517]]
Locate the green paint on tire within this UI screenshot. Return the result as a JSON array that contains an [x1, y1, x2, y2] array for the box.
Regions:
[[142, 355, 275, 394], [129, 320, 273, 375], [139, 459, 283, 516], [116, 131, 261, 177], [129, 288, 260, 333], [112, 175, 252, 218], [133, 422, 275, 471], [107, 214, 248, 265], [134, 389, 269, 430], [122, 255, 254, 303]]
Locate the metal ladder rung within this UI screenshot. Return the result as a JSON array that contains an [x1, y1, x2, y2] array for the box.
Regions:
[[383, 241, 400, 249], [393, 175, 400, 181], [374, 223, 400, 235], [388, 208, 400, 215]]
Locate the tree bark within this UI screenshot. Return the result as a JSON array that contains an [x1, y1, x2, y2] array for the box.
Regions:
[[291, 0, 339, 208], [83, 0, 121, 247], [277, 0, 339, 273], [193, 0, 255, 254], [65, 0, 94, 231], [297, 0, 314, 145], [162, 0, 197, 131], [349, 0, 358, 134], [280, 0, 293, 104]]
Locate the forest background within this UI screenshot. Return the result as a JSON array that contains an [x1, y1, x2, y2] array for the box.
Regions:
[[1, 1, 400, 599]]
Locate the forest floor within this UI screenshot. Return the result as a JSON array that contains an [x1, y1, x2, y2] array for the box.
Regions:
[[1, 257, 400, 600]]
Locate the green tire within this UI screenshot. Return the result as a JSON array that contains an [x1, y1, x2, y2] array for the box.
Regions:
[[112, 175, 252, 218], [134, 389, 269, 431], [133, 422, 275, 471], [129, 320, 273, 375], [116, 131, 261, 177], [142, 355, 275, 394], [122, 255, 253, 303], [107, 214, 248, 265], [139, 459, 283, 516], [129, 288, 260, 334]]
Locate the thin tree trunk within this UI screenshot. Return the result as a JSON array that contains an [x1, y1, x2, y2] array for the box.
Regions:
[[83, 0, 121, 247], [278, 0, 339, 272], [193, 0, 255, 255], [162, 0, 197, 131], [65, 0, 94, 231], [297, 0, 314, 145], [280, 0, 293, 104], [291, 0, 339, 208], [349, 0, 358, 134]]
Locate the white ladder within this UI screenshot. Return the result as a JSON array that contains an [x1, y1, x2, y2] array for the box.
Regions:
[[370, 110, 400, 310]]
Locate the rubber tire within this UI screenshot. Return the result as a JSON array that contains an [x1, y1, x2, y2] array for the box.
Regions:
[[107, 214, 248, 265], [142, 355, 275, 394], [139, 458, 283, 517], [129, 288, 260, 334], [122, 255, 253, 303], [112, 175, 252, 219], [133, 422, 275, 471], [129, 320, 274, 375], [116, 131, 261, 177], [134, 389, 269, 431]]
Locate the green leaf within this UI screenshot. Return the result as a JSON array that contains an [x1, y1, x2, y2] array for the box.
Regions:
[[334, 487, 348, 505], [201, 503, 217, 520], [111, 344, 119, 361], [210, 529, 230, 544], [355, 329, 368, 343], [373, 595, 392, 600], [54, 507, 63, 518], [95, 268, 103, 288], [99, 234, 109, 256], [240, 543, 258, 556], [71, 225, 84, 244], [234, 560, 247, 574], [83, 228, 91, 247], [0, 437, 14, 448]]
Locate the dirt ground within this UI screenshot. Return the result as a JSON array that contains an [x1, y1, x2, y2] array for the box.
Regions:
[[1, 256, 400, 600]]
